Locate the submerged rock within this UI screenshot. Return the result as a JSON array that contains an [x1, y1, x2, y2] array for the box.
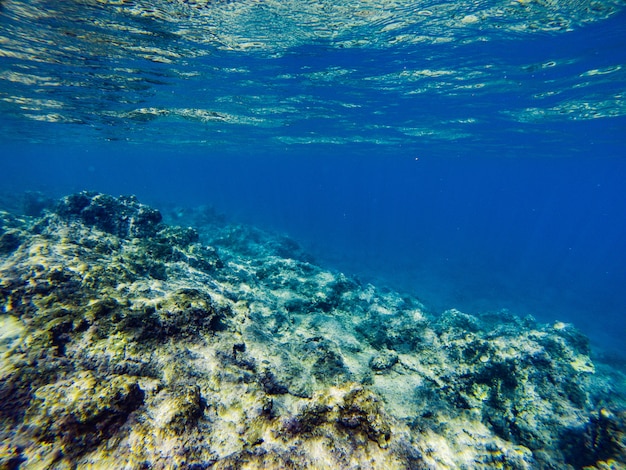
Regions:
[[55, 191, 162, 238], [0, 230, 21, 254], [24, 371, 144, 458], [370, 350, 399, 371], [0, 192, 624, 469], [561, 408, 626, 468]]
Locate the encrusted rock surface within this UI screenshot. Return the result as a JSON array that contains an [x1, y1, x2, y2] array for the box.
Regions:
[[0, 191, 624, 469]]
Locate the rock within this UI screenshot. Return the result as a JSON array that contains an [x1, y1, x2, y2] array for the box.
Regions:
[[152, 288, 225, 338], [370, 350, 398, 371], [282, 402, 331, 437], [562, 408, 626, 468], [55, 191, 162, 238], [259, 368, 289, 395], [114, 288, 224, 341], [338, 387, 392, 448], [0, 442, 25, 469], [0, 231, 21, 254], [24, 371, 144, 458], [281, 385, 392, 449], [156, 384, 205, 436], [301, 337, 350, 383], [0, 192, 624, 469]]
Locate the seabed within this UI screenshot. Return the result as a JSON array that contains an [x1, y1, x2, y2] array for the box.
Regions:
[[0, 191, 624, 469]]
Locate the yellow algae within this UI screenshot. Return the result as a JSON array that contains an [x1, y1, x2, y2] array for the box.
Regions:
[[472, 384, 491, 402], [0, 316, 24, 374], [3, 296, 13, 313], [594, 460, 626, 470], [570, 354, 595, 373]]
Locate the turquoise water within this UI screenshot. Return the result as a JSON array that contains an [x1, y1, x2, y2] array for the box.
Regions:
[[1, 0, 625, 355]]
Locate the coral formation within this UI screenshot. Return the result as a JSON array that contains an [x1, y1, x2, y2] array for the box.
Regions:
[[0, 191, 624, 469]]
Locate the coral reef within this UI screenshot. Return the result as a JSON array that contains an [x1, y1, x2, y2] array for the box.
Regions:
[[0, 191, 624, 469]]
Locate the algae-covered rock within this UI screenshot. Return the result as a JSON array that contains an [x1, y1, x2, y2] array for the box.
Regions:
[[0, 210, 30, 257], [0, 192, 624, 469], [24, 371, 144, 457], [152, 288, 225, 337], [420, 309, 608, 467], [370, 350, 399, 371], [278, 384, 394, 462], [56, 191, 162, 238], [0, 442, 25, 470], [338, 386, 392, 448], [154, 384, 205, 436], [562, 408, 626, 468], [259, 368, 289, 395], [88, 288, 226, 343], [0, 230, 22, 254]]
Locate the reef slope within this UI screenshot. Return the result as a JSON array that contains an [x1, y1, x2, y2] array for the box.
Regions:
[[0, 192, 624, 469]]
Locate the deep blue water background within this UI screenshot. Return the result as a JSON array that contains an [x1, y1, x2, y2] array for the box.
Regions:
[[3, 144, 626, 355], [1, 2, 625, 356]]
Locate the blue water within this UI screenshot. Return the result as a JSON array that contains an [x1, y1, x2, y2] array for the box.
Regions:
[[1, 0, 625, 355]]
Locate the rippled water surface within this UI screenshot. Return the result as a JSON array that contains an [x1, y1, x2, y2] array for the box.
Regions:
[[2, 0, 625, 152], [1, 0, 626, 352]]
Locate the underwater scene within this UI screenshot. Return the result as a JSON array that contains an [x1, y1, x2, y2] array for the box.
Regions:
[[1, 0, 626, 468]]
